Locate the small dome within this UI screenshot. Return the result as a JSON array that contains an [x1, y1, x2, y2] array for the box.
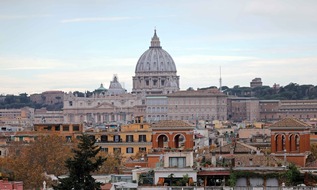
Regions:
[[108, 75, 126, 95], [96, 83, 107, 91], [109, 75, 122, 89], [135, 30, 176, 73]]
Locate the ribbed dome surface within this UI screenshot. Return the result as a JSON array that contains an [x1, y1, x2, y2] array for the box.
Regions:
[[135, 30, 176, 73]]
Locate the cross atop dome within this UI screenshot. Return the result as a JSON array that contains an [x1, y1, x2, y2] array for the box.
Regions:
[[150, 29, 161, 48]]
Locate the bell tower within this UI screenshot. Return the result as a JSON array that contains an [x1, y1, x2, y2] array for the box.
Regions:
[[270, 118, 311, 167], [147, 120, 195, 168]]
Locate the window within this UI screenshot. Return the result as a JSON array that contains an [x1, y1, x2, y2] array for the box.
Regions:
[[101, 147, 108, 153], [113, 148, 121, 153], [295, 135, 300, 151], [45, 126, 52, 131], [140, 125, 144, 129], [73, 125, 80, 131], [63, 126, 69, 131], [66, 136, 72, 142], [169, 157, 186, 168], [126, 147, 134, 154], [282, 135, 286, 151], [126, 135, 134, 142], [249, 158, 253, 166], [101, 135, 108, 142], [139, 135, 147, 142], [139, 147, 146, 152], [69, 101, 73, 106], [114, 135, 121, 142]]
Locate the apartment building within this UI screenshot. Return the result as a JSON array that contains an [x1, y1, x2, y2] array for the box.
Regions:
[[34, 108, 64, 124], [0, 107, 34, 128], [227, 97, 260, 122], [30, 90, 64, 105], [85, 116, 152, 158], [167, 89, 227, 122], [260, 100, 317, 122]]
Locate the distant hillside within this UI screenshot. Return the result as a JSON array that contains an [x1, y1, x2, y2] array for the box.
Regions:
[[1, 83, 316, 109], [0, 93, 62, 110], [223, 83, 317, 100]]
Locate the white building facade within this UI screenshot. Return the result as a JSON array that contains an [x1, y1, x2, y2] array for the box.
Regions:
[[167, 89, 228, 122], [63, 76, 144, 126]]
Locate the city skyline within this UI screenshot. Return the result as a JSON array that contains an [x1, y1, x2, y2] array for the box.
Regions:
[[1, 0, 317, 95]]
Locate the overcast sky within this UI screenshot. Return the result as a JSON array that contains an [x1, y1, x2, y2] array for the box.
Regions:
[[1, 0, 317, 95]]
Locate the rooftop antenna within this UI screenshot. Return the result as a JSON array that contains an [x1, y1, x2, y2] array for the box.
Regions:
[[219, 66, 222, 92]]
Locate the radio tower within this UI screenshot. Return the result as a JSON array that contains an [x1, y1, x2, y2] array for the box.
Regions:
[[219, 66, 222, 92]]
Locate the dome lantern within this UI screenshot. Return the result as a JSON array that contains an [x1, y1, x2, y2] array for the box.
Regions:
[[150, 29, 161, 48]]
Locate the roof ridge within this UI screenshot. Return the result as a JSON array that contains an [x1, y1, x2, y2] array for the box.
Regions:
[[270, 117, 311, 128]]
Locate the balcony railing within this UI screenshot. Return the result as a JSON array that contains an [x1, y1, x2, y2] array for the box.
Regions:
[[149, 148, 193, 153], [96, 140, 151, 144]]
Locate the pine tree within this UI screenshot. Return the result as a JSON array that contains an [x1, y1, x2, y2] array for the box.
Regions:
[[54, 134, 106, 190]]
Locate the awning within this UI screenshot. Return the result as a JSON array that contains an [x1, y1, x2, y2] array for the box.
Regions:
[[197, 171, 230, 176], [195, 134, 205, 138]]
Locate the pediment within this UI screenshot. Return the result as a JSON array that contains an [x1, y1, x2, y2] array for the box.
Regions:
[[94, 102, 117, 109]]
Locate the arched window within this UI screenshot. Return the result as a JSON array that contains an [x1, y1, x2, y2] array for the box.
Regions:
[[281, 135, 286, 151], [289, 134, 294, 152], [173, 134, 186, 149], [275, 135, 279, 152], [295, 135, 300, 151], [157, 134, 169, 148]]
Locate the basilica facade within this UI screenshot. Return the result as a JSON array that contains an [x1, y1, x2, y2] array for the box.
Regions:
[[63, 75, 144, 126]]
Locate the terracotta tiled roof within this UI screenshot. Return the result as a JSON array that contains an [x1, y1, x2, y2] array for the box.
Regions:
[[218, 154, 282, 167], [212, 141, 258, 154], [152, 120, 194, 128], [270, 118, 311, 128], [305, 160, 317, 168], [101, 183, 112, 190]]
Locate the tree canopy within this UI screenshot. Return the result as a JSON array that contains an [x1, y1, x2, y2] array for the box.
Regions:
[[0, 135, 73, 189], [54, 134, 105, 190], [224, 83, 317, 100]]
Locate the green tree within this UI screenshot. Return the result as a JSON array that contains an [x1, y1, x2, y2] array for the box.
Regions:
[[168, 173, 175, 186], [138, 170, 154, 185], [54, 134, 106, 190], [282, 163, 302, 186]]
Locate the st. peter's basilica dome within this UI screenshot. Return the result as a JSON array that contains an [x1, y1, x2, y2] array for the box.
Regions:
[[135, 30, 177, 73], [132, 30, 180, 95]]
